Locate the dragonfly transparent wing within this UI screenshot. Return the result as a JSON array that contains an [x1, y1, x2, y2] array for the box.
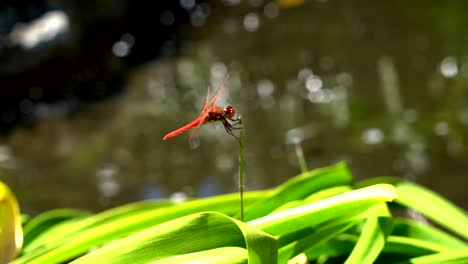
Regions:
[[209, 72, 230, 109]]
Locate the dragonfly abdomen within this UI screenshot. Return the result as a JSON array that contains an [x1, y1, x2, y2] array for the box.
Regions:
[[162, 117, 203, 140]]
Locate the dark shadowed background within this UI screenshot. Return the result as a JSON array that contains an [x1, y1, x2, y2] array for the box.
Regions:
[[1, 0, 467, 215]]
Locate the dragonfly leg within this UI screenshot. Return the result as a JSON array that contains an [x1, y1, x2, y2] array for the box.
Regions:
[[229, 125, 242, 130], [222, 118, 240, 141], [226, 118, 243, 130], [228, 116, 242, 129], [229, 116, 242, 122]]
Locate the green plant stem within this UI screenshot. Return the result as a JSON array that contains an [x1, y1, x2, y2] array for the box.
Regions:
[[294, 141, 308, 173], [238, 125, 245, 222]]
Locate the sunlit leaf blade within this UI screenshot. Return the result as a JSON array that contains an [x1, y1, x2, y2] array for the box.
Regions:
[[278, 201, 392, 249], [305, 233, 452, 261], [0, 181, 23, 263], [395, 182, 468, 240], [13, 191, 268, 264], [242, 162, 353, 221], [22, 199, 179, 253], [344, 217, 392, 264], [70, 212, 277, 264], [398, 248, 468, 264], [391, 218, 467, 249], [22, 209, 90, 249], [152, 247, 247, 264], [304, 185, 352, 203], [250, 184, 397, 236], [269, 200, 304, 214], [384, 236, 453, 256], [278, 220, 358, 263], [303, 234, 356, 260]]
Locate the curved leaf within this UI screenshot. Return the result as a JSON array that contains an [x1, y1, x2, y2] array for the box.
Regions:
[[250, 184, 397, 236], [23, 209, 90, 249], [0, 181, 22, 263], [344, 217, 392, 264], [305, 233, 451, 261], [242, 162, 352, 221], [152, 247, 247, 264], [304, 185, 352, 203], [399, 248, 468, 264], [71, 212, 276, 264], [391, 218, 467, 249], [396, 182, 468, 240], [384, 236, 453, 256], [278, 220, 359, 263], [22, 199, 176, 253], [13, 191, 268, 264]]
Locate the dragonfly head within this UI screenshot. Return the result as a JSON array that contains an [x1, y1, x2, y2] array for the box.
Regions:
[[223, 105, 236, 119]]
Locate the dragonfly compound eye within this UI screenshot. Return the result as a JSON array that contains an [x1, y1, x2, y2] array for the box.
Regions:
[[224, 106, 236, 117]]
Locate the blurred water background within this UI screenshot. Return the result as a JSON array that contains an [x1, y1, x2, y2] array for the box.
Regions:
[[1, 0, 467, 215]]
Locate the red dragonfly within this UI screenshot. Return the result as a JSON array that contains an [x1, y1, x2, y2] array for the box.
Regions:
[[163, 73, 241, 141]]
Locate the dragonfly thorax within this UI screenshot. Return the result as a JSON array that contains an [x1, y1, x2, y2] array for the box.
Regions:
[[205, 106, 236, 123]]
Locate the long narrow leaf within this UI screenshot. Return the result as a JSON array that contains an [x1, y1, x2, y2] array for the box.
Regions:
[[22, 199, 178, 253], [278, 220, 359, 263], [391, 218, 467, 249], [70, 212, 276, 264], [384, 236, 453, 256], [22, 209, 90, 249], [344, 217, 392, 264], [242, 162, 352, 221], [304, 185, 352, 203], [396, 182, 468, 240], [397, 248, 468, 264], [13, 191, 268, 264], [152, 247, 247, 264], [278, 202, 392, 248], [305, 233, 450, 261], [250, 184, 397, 236]]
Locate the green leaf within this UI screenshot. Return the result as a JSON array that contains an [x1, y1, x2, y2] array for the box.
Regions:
[[384, 236, 452, 256], [242, 162, 353, 221], [391, 218, 467, 249], [304, 185, 352, 203], [269, 200, 305, 214], [250, 184, 397, 236], [22, 199, 178, 253], [12, 162, 468, 264], [344, 217, 392, 264], [278, 220, 358, 263], [278, 202, 392, 248], [22, 209, 90, 249], [13, 191, 268, 264], [152, 247, 247, 264], [0, 181, 22, 263], [395, 182, 468, 240], [304, 233, 451, 261], [70, 212, 277, 264], [303, 234, 357, 260], [398, 248, 468, 264]]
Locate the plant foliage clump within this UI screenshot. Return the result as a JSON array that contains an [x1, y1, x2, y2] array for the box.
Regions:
[[1, 162, 467, 263]]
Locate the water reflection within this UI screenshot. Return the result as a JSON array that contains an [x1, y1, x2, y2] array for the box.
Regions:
[[2, 1, 468, 214], [440, 56, 458, 78], [9, 10, 69, 49]]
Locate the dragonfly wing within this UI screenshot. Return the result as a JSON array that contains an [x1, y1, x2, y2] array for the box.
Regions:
[[209, 72, 230, 108], [188, 120, 204, 142], [201, 84, 211, 113]]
